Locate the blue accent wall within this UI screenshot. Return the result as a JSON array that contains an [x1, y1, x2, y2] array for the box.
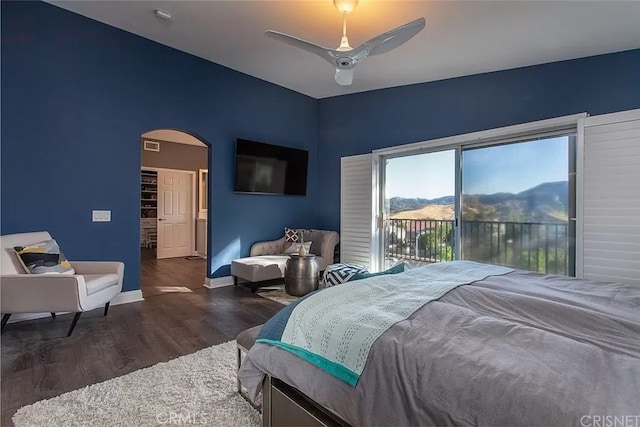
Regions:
[[1, 1, 318, 288], [316, 49, 640, 232], [3, 1, 639, 292]]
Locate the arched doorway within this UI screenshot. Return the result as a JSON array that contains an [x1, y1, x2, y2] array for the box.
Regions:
[[139, 129, 210, 297]]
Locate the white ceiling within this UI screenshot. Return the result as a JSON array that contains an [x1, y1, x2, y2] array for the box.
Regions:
[[48, 1, 640, 99]]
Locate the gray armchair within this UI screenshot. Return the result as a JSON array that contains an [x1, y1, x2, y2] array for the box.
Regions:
[[231, 230, 339, 290], [1, 231, 124, 336]]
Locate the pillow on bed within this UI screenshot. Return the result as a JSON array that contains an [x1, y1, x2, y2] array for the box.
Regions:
[[351, 263, 405, 282], [321, 263, 368, 287]]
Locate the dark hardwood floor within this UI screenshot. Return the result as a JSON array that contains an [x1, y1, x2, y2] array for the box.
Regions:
[[1, 283, 283, 425], [140, 248, 208, 297]]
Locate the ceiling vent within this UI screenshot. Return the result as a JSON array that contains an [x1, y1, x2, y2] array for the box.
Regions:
[[144, 141, 160, 152]]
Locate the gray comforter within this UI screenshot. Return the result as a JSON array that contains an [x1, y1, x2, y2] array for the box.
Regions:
[[239, 269, 640, 426]]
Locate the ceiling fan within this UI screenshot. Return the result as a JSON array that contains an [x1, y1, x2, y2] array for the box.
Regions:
[[265, 0, 426, 86]]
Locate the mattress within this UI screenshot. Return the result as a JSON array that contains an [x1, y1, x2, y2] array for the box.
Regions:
[[239, 266, 640, 426]]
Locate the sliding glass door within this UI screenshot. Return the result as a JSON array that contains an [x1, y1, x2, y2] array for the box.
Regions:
[[461, 137, 575, 275], [382, 150, 456, 269], [379, 135, 575, 275]]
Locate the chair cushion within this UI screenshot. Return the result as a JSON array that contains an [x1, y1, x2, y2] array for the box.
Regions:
[[13, 239, 75, 275], [301, 230, 324, 256], [1, 231, 52, 274], [231, 255, 289, 282], [237, 324, 263, 352], [283, 242, 311, 255], [84, 274, 120, 295], [283, 227, 300, 251]]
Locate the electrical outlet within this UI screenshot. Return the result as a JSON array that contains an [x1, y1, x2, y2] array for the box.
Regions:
[[92, 210, 111, 222]]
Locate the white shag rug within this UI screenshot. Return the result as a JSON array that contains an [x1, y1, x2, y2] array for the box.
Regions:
[[13, 341, 260, 427]]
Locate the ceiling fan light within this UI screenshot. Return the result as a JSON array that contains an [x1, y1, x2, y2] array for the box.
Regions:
[[333, 0, 359, 14], [154, 9, 172, 21]]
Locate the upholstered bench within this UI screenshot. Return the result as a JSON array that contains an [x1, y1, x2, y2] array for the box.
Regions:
[[237, 324, 263, 408], [231, 256, 288, 290]]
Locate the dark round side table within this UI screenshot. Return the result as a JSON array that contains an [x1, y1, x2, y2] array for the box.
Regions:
[[285, 254, 320, 296]]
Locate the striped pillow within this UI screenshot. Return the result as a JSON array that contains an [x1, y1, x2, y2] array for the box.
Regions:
[[321, 263, 368, 288]]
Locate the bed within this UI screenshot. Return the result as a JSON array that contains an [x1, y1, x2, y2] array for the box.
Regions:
[[239, 261, 640, 426]]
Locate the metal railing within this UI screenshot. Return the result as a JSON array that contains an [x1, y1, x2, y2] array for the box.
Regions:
[[385, 218, 570, 275], [385, 219, 454, 264]]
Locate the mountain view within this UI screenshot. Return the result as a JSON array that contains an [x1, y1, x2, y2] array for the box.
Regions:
[[388, 181, 568, 223]]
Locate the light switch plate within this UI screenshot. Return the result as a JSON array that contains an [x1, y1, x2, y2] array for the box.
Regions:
[[92, 210, 111, 222]]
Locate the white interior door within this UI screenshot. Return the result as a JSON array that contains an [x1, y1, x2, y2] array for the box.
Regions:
[[157, 170, 193, 259]]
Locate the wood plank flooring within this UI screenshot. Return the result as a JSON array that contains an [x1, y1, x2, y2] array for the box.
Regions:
[[140, 248, 207, 297], [1, 270, 283, 425]]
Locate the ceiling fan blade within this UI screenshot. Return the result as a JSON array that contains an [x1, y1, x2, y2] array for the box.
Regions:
[[361, 17, 426, 57], [265, 30, 335, 65], [335, 68, 355, 86]]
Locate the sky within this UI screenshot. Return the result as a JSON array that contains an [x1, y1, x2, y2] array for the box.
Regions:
[[386, 150, 455, 199], [385, 137, 569, 198]]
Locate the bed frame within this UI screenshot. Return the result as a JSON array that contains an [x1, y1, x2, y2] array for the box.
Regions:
[[262, 376, 349, 427]]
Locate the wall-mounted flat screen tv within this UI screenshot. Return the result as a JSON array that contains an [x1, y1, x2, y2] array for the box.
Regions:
[[234, 139, 308, 196]]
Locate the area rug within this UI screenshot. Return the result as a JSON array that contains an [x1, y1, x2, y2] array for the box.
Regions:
[[256, 285, 299, 305], [13, 341, 260, 427]]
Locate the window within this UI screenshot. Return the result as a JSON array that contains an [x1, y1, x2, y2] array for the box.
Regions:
[[383, 150, 455, 267], [374, 114, 583, 275], [461, 136, 576, 275]]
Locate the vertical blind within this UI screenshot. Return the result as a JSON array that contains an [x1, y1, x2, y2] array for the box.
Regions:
[[340, 154, 373, 269], [581, 109, 640, 285]]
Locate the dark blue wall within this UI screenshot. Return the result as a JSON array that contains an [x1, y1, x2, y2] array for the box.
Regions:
[[1, 1, 319, 289], [4, 1, 639, 292], [316, 49, 640, 232]]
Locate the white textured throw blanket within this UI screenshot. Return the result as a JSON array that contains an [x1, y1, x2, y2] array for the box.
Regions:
[[279, 261, 514, 385]]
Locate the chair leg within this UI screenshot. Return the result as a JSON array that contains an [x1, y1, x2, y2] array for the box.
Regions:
[[104, 302, 110, 316], [237, 348, 243, 394], [51, 312, 56, 319], [1, 314, 11, 331], [67, 312, 82, 337]]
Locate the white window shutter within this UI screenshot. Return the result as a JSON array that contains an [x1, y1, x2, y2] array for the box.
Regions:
[[341, 154, 373, 270], [581, 109, 640, 285]]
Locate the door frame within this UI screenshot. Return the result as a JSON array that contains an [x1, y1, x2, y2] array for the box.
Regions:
[[371, 113, 587, 270], [373, 147, 461, 270], [140, 166, 198, 257]]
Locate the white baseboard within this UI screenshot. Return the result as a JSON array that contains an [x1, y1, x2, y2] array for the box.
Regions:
[[203, 276, 234, 289], [6, 289, 144, 324]]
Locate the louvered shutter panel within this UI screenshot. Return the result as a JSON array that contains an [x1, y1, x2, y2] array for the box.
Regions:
[[340, 154, 373, 270], [582, 109, 640, 285]]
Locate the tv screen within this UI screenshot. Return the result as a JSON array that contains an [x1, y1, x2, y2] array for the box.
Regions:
[[234, 139, 308, 196]]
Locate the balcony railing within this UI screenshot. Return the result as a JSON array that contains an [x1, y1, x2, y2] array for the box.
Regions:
[[385, 218, 570, 275]]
